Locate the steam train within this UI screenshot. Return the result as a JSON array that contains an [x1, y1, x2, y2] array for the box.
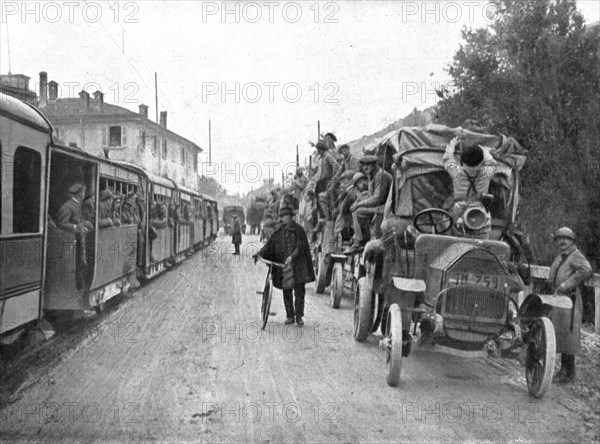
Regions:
[[0, 92, 219, 344]]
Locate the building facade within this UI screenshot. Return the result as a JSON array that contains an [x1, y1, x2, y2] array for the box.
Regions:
[[1, 71, 202, 189]]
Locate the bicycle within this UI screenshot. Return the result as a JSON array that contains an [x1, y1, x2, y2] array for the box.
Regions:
[[256, 256, 284, 330]]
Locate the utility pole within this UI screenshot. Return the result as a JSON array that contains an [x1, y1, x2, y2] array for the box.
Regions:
[[209, 119, 212, 164], [317, 120, 321, 142], [155, 72, 160, 176], [296, 144, 299, 167]]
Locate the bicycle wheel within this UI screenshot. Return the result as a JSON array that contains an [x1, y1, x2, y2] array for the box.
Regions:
[[261, 278, 273, 330]]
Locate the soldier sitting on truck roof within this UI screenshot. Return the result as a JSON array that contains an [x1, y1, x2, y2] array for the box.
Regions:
[[443, 136, 497, 239], [343, 155, 393, 254]]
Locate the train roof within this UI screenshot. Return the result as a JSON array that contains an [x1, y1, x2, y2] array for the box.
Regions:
[[0, 92, 53, 134]]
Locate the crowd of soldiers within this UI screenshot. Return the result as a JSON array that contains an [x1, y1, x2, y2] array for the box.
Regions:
[[260, 132, 393, 253]]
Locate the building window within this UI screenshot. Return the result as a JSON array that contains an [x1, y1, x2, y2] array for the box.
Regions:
[[152, 136, 158, 156], [13, 146, 41, 233], [140, 130, 146, 151], [109, 126, 121, 146], [103, 125, 127, 148], [162, 139, 167, 160], [181, 147, 186, 165], [193, 152, 198, 172]]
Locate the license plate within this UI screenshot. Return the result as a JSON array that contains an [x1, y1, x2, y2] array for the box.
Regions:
[[448, 272, 502, 289]]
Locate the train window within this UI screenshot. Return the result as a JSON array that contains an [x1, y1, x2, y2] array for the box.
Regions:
[[13, 146, 41, 233]]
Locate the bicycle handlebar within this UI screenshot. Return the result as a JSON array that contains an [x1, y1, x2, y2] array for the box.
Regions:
[[257, 256, 284, 268]]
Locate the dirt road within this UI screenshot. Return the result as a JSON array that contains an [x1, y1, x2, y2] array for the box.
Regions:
[[0, 236, 592, 443]]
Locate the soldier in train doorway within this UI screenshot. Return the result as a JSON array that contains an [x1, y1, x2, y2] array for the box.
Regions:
[[57, 183, 93, 289], [231, 215, 242, 255], [255, 207, 315, 326], [547, 227, 593, 383]]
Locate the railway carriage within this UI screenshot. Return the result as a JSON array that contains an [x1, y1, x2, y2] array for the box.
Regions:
[[0, 93, 50, 341], [44, 145, 144, 312], [1, 92, 218, 344]]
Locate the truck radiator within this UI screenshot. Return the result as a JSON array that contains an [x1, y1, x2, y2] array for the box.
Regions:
[[442, 286, 506, 322]]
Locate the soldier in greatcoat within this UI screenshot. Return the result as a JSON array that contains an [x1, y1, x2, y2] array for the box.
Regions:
[[547, 227, 593, 383], [231, 215, 242, 255], [255, 207, 315, 326], [57, 183, 93, 288]]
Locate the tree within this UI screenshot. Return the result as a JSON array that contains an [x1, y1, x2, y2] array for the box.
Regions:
[[436, 0, 600, 267], [196, 175, 227, 198]]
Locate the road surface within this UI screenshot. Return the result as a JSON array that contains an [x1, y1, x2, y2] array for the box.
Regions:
[[0, 236, 591, 443]]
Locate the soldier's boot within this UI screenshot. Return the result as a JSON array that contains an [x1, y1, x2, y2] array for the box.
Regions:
[[557, 354, 576, 383], [553, 354, 569, 381]]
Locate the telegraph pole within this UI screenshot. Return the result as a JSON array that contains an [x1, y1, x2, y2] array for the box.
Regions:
[[155, 72, 160, 175], [296, 144, 299, 167], [208, 119, 212, 164], [317, 120, 321, 142]]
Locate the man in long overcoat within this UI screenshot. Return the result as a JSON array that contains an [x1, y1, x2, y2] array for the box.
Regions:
[[547, 227, 592, 383], [231, 215, 242, 255], [255, 207, 315, 326]]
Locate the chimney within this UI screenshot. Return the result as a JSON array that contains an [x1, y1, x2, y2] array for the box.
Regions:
[[139, 104, 148, 118], [48, 81, 58, 101], [39, 71, 48, 107], [160, 111, 167, 128], [79, 90, 90, 113], [93, 90, 104, 112]]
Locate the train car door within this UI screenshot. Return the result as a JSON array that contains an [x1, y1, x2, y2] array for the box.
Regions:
[[0, 96, 50, 338], [44, 147, 97, 311]]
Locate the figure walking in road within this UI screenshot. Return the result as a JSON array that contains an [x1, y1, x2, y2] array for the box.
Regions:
[[232, 215, 242, 255], [255, 207, 315, 326], [547, 226, 592, 383]]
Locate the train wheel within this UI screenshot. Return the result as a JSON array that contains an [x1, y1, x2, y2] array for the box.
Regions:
[[330, 263, 344, 309], [315, 252, 328, 294], [385, 303, 403, 387], [354, 277, 373, 342], [525, 317, 556, 398]]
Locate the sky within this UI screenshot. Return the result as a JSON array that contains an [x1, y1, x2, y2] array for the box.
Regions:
[[1, 0, 599, 194]]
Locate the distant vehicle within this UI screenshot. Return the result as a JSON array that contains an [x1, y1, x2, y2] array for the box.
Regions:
[[223, 205, 246, 235], [247, 197, 267, 235]]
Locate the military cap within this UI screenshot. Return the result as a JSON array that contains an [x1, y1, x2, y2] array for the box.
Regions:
[[553, 227, 576, 241], [324, 132, 337, 142], [359, 154, 378, 164], [68, 183, 83, 195], [279, 207, 295, 217], [99, 189, 115, 201]]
